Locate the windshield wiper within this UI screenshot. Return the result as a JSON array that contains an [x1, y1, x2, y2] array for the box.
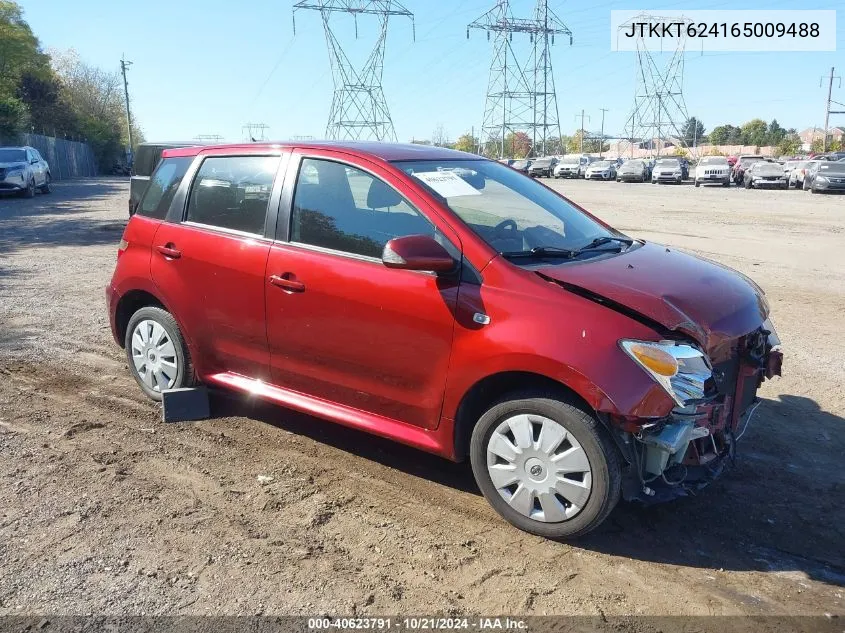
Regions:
[[500, 246, 578, 259], [574, 236, 634, 254]]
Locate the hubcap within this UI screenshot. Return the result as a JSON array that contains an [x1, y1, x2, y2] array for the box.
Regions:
[[486, 414, 592, 523], [130, 319, 178, 392]]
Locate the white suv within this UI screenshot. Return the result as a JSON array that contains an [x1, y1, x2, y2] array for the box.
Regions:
[[694, 156, 731, 187], [0, 146, 51, 197]]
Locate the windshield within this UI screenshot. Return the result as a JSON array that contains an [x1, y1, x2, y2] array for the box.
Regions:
[[0, 148, 26, 162], [591, 161, 612, 169], [819, 162, 845, 174], [394, 159, 621, 257], [655, 159, 680, 167], [511, 160, 528, 168], [560, 157, 580, 165], [532, 158, 552, 166], [621, 160, 643, 169], [739, 156, 763, 166], [699, 157, 727, 165]]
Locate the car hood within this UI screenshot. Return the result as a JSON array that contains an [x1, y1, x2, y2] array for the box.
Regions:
[[619, 165, 641, 173], [536, 242, 768, 350], [0, 161, 27, 169], [755, 165, 784, 176]]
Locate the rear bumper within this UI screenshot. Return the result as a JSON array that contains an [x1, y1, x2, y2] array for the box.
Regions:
[[106, 283, 121, 345]]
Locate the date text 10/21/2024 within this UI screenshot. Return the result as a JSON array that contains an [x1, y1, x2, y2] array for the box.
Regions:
[[307, 618, 528, 631]]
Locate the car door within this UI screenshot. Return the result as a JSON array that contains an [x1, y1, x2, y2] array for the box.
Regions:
[[25, 149, 40, 186], [150, 151, 287, 379], [264, 152, 461, 430]]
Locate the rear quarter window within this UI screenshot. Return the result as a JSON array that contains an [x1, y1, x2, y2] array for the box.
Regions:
[[137, 157, 193, 220]]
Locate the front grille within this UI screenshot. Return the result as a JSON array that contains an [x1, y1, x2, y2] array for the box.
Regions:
[[704, 169, 725, 176]]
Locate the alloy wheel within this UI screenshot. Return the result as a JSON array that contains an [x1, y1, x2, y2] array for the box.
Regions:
[[486, 413, 592, 523]]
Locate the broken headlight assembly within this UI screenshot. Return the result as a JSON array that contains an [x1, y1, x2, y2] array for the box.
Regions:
[[619, 340, 713, 407]]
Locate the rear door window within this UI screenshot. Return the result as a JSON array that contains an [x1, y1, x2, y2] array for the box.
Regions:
[[137, 157, 193, 220], [185, 155, 280, 236]]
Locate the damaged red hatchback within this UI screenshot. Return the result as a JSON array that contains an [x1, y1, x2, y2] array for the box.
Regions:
[[107, 142, 783, 538]]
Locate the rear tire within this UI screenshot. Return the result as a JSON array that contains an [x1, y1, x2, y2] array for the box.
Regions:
[[124, 306, 197, 401], [470, 390, 622, 539]]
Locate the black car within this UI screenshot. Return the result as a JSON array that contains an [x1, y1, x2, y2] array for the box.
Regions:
[[808, 161, 845, 193], [616, 159, 649, 182], [510, 159, 532, 175], [527, 157, 557, 178], [130, 142, 200, 216]]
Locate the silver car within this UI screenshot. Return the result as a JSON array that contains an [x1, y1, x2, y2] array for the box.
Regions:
[[0, 146, 51, 197]]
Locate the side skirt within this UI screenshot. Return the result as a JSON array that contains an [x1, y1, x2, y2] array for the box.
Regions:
[[205, 372, 455, 459]]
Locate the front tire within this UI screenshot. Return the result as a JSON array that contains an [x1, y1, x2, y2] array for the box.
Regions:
[[470, 391, 622, 539], [695, 179, 700, 187], [39, 174, 51, 194], [20, 178, 35, 198], [124, 306, 196, 401]]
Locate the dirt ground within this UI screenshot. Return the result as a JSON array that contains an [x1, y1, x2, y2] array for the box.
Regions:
[[0, 178, 843, 617]]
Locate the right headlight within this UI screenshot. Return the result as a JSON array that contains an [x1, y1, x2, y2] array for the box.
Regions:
[[620, 340, 713, 407]]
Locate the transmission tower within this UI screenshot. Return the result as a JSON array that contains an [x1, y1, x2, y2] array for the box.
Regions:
[[469, 0, 571, 158], [242, 122, 270, 142], [293, 1, 414, 142], [620, 14, 692, 157]]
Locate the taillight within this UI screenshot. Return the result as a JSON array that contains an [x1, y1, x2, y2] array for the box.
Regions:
[[117, 239, 128, 259]]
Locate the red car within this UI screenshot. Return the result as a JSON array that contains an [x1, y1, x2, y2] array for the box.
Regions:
[[107, 142, 783, 538]]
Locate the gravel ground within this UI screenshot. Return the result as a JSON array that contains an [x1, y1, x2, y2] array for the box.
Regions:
[[0, 177, 843, 617]]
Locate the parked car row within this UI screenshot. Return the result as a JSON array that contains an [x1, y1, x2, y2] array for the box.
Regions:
[[512, 151, 845, 193]]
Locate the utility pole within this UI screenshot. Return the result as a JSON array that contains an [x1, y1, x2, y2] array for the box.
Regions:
[[575, 109, 589, 153], [119, 55, 134, 167], [598, 107, 608, 157], [821, 66, 843, 151]]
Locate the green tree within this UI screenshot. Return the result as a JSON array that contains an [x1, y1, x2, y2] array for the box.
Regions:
[[682, 117, 706, 146], [766, 119, 786, 146], [453, 133, 478, 154], [708, 124, 742, 145], [0, 95, 26, 140], [777, 134, 801, 156], [810, 138, 825, 153], [740, 119, 768, 147]]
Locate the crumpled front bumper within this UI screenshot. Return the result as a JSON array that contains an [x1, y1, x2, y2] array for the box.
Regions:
[[614, 329, 783, 504]]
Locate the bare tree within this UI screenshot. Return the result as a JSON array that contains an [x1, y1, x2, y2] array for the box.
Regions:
[[432, 123, 448, 147]]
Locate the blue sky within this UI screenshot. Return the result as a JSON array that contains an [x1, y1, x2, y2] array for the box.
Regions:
[[18, 0, 845, 143]]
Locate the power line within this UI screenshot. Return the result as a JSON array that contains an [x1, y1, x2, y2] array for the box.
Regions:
[[292, 0, 414, 142]]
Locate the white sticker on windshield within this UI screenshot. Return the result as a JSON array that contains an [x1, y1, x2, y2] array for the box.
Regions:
[[411, 171, 481, 198]]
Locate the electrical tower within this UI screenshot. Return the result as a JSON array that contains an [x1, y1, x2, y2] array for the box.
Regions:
[[620, 14, 692, 157], [194, 134, 224, 143], [293, 1, 414, 142], [243, 122, 270, 142], [469, 0, 572, 158]]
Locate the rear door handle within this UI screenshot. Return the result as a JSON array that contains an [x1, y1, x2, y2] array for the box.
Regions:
[[155, 244, 182, 259], [269, 273, 305, 293]]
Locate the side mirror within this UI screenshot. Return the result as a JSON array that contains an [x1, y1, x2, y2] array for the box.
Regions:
[[30, 158, 38, 164], [382, 235, 456, 273]]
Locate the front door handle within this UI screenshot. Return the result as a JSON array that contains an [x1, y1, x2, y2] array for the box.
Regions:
[[269, 273, 305, 293], [155, 244, 182, 259]]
